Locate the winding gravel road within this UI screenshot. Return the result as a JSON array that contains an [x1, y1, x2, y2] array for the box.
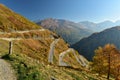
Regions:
[[48, 39, 59, 63], [0, 59, 17, 80], [59, 48, 89, 67]]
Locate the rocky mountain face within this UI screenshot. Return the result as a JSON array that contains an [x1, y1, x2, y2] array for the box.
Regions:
[[37, 18, 93, 45], [72, 26, 120, 60]]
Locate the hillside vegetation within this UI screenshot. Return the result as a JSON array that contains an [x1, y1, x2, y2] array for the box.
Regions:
[[0, 4, 40, 32]]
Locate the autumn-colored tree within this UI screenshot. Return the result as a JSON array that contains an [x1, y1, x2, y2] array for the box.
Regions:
[[92, 44, 120, 80], [111, 50, 120, 80], [92, 47, 107, 74]]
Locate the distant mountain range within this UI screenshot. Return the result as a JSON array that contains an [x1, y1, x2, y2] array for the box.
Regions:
[[79, 20, 120, 32], [72, 26, 120, 60], [37, 18, 93, 45], [36, 19, 120, 45]]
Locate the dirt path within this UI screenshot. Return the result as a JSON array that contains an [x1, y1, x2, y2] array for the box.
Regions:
[[0, 29, 45, 34], [0, 59, 17, 80], [0, 29, 50, 41]]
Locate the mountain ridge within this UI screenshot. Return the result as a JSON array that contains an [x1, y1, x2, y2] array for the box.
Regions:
[[37, 18, 93, 45], [79, 20, 120, 32], [72, 26, 120, 60]]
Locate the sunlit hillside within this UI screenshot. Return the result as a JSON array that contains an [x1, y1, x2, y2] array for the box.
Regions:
[[0, 4, 40, 32]]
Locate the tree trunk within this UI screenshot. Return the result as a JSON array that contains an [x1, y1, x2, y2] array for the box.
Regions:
[[107, 52, 110, 80]]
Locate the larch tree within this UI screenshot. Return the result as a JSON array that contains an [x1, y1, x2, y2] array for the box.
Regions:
[[92, 44, 120, 80]]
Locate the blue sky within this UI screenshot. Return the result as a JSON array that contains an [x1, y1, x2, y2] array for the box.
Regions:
[[0, 0, 120, 22]]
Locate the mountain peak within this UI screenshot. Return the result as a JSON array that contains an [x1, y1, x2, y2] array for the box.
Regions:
[[37, 18, 92, 45]]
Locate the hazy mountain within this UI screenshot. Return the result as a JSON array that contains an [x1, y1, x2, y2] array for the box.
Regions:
[[72, 26, 120, 60], [115, 20, 120, 25], [37, 18, 93, 45], [79, 20, 120, 32], [79, 21, 97, 31], [96, 20, 115, 31]]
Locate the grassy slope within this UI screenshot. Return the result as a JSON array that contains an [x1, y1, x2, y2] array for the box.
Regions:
[[0, 30, 108, 80], [0, 4, 40, 32]]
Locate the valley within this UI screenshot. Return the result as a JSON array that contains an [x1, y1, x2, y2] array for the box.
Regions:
[[0, 2, 119, 80]]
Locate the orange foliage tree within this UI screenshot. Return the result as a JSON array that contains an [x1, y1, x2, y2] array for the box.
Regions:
[[92, 44, 120, 80]]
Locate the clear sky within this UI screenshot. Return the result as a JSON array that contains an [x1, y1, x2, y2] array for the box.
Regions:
[[0, 0, 120, 22]]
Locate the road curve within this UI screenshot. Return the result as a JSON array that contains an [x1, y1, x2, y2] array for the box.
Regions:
[[48, 39, 59, 63], [59, 48, 89, 67]]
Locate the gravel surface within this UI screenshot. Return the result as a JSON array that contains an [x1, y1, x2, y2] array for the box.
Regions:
[[0, 59, 17, 80]]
